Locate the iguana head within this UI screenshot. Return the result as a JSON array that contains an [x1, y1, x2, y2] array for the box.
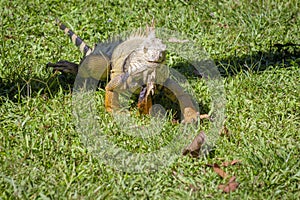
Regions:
[[141, 30, 166, 64], [124, 29, 169, 96], [127, 30, 168, 78], [139, 30, 169, 96]]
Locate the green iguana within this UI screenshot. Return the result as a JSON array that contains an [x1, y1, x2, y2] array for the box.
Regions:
[[47, 19, 209, 123]]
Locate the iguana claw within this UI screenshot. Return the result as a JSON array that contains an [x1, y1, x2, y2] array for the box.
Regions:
[[47, 60, 78, 74], [137, 86, 153, 114], [182, 107, 211, 123]]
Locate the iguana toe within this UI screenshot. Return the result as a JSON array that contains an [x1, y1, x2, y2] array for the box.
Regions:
[[47, 60, 78, 74]]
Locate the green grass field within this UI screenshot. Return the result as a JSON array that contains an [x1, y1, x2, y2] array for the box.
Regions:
[[1, 0, 299, 199]]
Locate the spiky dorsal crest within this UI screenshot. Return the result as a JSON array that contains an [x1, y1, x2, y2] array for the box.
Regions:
[[146, 18, 156, 38], [124, 18, 157, 41]]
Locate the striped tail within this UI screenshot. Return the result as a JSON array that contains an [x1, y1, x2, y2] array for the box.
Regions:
[[56, 19, 92, 56]]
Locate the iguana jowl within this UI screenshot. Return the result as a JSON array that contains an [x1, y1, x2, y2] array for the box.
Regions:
[[47, 20, 206, 123]]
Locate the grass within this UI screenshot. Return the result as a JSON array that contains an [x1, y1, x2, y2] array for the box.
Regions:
[[1, 0, 300, 199]]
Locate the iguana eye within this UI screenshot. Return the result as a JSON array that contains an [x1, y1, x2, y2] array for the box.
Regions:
[[143, 47, 148, 53]]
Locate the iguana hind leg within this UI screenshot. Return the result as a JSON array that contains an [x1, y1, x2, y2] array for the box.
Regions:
[[47, 54, 110, 81], [105, 90, 120, 112], [105, 74, 126, 112], [79, 54, 110, 80]]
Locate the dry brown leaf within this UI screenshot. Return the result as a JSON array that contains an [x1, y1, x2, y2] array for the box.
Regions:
[[206, 163, 228, 179], [206, 164, 240, 193], [213, 165, 228, 179], [221, 160, 241, 167], [182, 131, 206, 158], [228, 176, 236, 183], [221, 161, 231, 167], [218, 180, 239, 193], [218, 176, 239, 193], [231, 160, 241, 165]]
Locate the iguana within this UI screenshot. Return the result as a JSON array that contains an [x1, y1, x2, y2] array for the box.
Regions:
[[47, 19, 208, 123]]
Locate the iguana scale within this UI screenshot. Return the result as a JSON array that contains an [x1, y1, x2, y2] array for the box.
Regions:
[[47, 20, 208, 123]]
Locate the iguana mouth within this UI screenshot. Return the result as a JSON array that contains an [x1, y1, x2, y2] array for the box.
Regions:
[[148, 56, 166, 63], [148, 60, 165, 63], [147, 51, 166, 63]]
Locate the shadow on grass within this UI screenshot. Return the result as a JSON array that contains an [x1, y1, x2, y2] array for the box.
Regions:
[[0, 72, 75, 103], [217, 42, 300, 76], [1, 43, 299, 104], [173, 42, 300, 78]]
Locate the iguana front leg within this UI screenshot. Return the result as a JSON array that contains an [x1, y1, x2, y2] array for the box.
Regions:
[[105, 74, 127, 112], [163, 78, 209, 123]]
